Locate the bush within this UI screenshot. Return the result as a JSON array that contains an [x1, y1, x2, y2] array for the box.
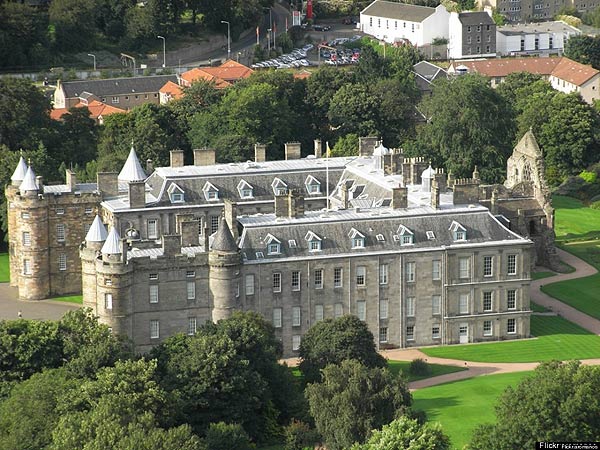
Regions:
[[284, 419, 319, 450], [408, 358, 431, 376], [590, 200, 600, 210], [205, 422, 253, 450], [580, 170, 598, 183]]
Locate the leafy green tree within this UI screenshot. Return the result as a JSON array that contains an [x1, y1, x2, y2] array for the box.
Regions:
[[284, 419, 319, 450], [205, 422, 252, 450], [351, 416, 451, 450], [53, 106, 99, 168], [51, 359, 201, 450], [49, 0, 97, 52], [305, 360, 412, 450], [565, 34, 600, 69], [94, 0, 131, 42], [518, 91, 600, 182], [0, 368, 76, 450], [328, 83, 381, 138], [355, 45, 392, 83], [496, 72, 544, 107], [416, 74, 516, 182], [299, 315, 386, 384], [470, 361, 600, 450], [0, 77, 51, 151], [331, 133, 359, 157]]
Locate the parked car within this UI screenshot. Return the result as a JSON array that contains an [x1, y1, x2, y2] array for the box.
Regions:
[[313, 25, 331, 31]]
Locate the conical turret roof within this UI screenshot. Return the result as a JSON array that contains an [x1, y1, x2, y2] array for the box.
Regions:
[[19, 166, 38, 193], [421, 165, 435, 179], [211, 219, 238, 252], [11, 157, 28, 183], [85, 215, 108, 242], [101, 226, 122, 255], [118, 146, 147, 182]]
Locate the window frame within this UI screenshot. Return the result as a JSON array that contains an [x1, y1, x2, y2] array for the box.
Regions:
[[507, 289, 517, 310], [507, 318, 516, 334], [406, 296, 415, 317], [483, 320, 493, 336], [272, 272, 282, 293], [356, 266, 367, 287], [186, 281, 196, 300], [245, 274, 255, 295], [150, 320, 160, 339], [334, 267, 343, 288], [105, 293, 113, 310], [149, 285, 159, 304], [379, 264, 388, 285], [379, 298, 389, 319], [507, 254, 517, 275], [291, 270, 301, 291], [314, 268, 324, 289], [432, 295, 441, 315], [273, 308, 282, 328]]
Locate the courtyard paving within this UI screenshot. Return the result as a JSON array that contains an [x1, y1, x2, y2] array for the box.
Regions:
[[0, 283, 79, 321]]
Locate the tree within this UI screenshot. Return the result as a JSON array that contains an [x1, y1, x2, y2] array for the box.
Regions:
[[331, 133, 359, 157], [328, 83, 381, 138], [351, 416, 451, 450], [205, 422, 252, 450], [495, 72, 544, 107], [416, 74, 516, 182], [0, 77, 51, 150], [298, 315, 386, 384], [52, 106, 99, 168], [565, 34, 600, 69], [305, 360, 412, 450], [0, 368, 76, 450], [49, 0, 97, 52], [50, 359, 201, 450], [469, 361, 600, 450], [518, 91, 600, 183]]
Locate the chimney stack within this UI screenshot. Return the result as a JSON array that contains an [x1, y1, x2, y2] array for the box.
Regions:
[[128, 180, 146, 209], [431, 179, 440, 209], [181, 220, 200, 247], [285, 142, 301, 160], [170, 149, 184, 167], [162, 234, 182, 256], [314, 139, 323, 158], [254, 143, 266, 162], [66, 169, 77, 192], [358, 136, 378, 156], [97, 172, 118, 198], [224, 200, 238, 240], [340, 183, 349, 209], [391, 185, 408, 209], [146, 159, 153, 172], [194, 148, 216, 166]]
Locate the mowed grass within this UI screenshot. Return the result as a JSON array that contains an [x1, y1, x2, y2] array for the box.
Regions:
[[530, 301, 550, 313], [51, 295, 83, 304], [387, 360, 466, 381], [0, 253, 9, 283], [532, 270, 555, 281], [413, 372, 531, 449], [421, 315, 600, 363], [553, 195, 600, 240]]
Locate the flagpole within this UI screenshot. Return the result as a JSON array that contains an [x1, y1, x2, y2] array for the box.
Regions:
[[256, 26, 260, 46], [326, 141, 330, 211]]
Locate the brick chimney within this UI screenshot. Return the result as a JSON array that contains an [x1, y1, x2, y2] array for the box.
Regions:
[[128, 180, 145, 209], [255, 143, 266, 162], [314, 139, 323, 158], [194, 148, 216, 166], [97, 172, 118, 198], [391, 186, 408, 209], [170, 149, 184, 167], [285, 142, 301, 160], [66, 169, 77, 192]]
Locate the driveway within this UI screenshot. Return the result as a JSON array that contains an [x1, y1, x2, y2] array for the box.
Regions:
[[0, 283, 79, 321]]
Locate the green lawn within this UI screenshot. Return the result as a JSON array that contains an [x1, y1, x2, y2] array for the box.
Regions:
[[532, 271, 555, 281], [51, 295, 83, 304], [421, 315, 600, 363], [413, 372, 531, 449], [0, 253, 9, 283], [530, 301, 550, 313], [387, 360, 466, 382], [553, 195, 600, 241]]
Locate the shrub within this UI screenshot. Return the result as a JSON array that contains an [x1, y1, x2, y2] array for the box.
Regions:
[[409, 358, 431, 376], [205, 422, 253, 450], [579, 170, 597, 183], [284, 419, 319, 450], [590, 200, 600, 210]]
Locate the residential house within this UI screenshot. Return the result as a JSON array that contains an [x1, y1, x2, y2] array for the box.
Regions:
[[179, 60, 253, 89], [448, 11, 496, 59], [413, 60, 447, 95], [50, 99, 126, 124], [360, 0, 450, 46], [53, 75, 178, 109], [496, 21, 581, 56], [448, 56, 600, 103], [159, 81, 184, 105]]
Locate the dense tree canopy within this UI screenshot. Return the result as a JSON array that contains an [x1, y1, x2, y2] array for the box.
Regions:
[[416, 74, 516, 182], [470, 361, 600, 449], [305, 359, 412, 450], [565, 34, 600, 69], [299, 315, 386, 384]]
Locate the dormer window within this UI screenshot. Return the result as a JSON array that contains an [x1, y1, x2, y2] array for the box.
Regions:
[[265, 234, 281, 255], [348, 228, 365, 249], [426, 231, 436, 240], [202, 182, 219, 201], [398, 225, 414, 245], [167, 183, 185, 203], [237, 179, 254, 199], [449, 221, 467, 241], [272, 177, 288, 196], [305, 231, 322, 252], [305, 175, 321, 195]]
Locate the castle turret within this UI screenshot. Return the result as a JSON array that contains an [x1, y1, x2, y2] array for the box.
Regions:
[[81, 215, 108, 312], [209, 217, 241, 323], [11, 156, 27, 186], [118, 146, 146, 183], [19, 166, 39, 196]]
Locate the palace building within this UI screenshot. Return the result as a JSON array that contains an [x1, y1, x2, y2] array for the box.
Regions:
[[6, 133, 557, 355]]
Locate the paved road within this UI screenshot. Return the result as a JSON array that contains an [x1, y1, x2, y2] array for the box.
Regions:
[[0, 283, 79, 321]]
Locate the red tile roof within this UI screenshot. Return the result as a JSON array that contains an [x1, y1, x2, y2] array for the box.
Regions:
[[453, 57, 600, 87], [201, 59, 254, 81], [179, 68, 231, 89], [159, 80, 183, 100], [50, 100, 126, 121]]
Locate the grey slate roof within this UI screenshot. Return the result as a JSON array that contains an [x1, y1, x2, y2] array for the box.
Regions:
[[239, 209, 528, 262], [361, 0, 436, 22], [60, 75, 177, 99], [498, 20, 580, 36], [413, 61, 446, 81], [11, 157, 28, 183], [212, 219, 238, 252], [458, 11, 495, 26]]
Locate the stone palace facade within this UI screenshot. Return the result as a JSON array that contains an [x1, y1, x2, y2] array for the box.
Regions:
[[6, 133, 557, 355]]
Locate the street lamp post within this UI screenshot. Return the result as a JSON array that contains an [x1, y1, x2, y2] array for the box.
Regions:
[[87, 53, 96, 71], [157, 35, 166, 68], [237, 51, 242, 63], [267, 28, 272, 52], [220, 20, 231, 60]]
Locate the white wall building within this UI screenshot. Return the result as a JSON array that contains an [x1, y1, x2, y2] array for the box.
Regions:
[[496, 21, 581, 56], [448, 10, 496, 59], [360, 0, 450, 46]]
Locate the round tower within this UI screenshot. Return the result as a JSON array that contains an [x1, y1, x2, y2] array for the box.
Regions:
[[13, 165, 50, 300], [94, 226, 133, 338], [209, 218, 241, 323], [80, 215, 108, 313], [5, 157, 27, 288]]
